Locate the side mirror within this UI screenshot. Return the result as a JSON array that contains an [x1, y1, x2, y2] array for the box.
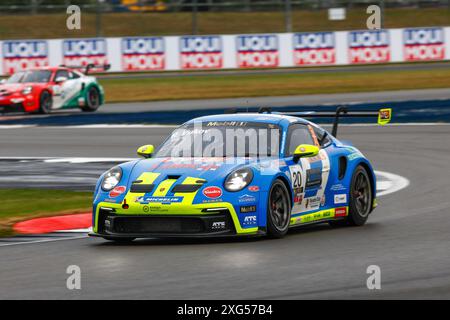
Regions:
[[55, 76, 68, 83], [293, 144, 319, 162], [137, 145, 154, 158]]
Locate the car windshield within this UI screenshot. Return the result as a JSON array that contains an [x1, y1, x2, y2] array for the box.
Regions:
[[5, 70, 52, 84], [155, 121, 281, 158]]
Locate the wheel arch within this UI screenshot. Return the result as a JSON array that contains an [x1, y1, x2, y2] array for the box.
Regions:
[[354, 161, 376, 213], [84, 82, 104, 105], [272, 174, 293, 209]]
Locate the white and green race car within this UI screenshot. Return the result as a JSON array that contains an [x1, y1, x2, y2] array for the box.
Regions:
[[0, 64, 107, 114]]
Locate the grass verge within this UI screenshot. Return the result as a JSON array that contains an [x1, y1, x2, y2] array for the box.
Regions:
[[0, 189, 92, 236], [0, 8, 449, 39], [100, 67, 450, 103]]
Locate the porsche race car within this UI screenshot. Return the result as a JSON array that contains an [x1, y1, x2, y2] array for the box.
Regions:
[[90, 107, 391, 241], [0, 64, 107, 114]]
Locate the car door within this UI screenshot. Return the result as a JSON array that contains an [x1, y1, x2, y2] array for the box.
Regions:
[[52, 69, 82, 109], [285, 123, 331, 215]]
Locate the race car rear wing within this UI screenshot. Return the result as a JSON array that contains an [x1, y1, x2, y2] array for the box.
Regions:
[[258, 106, 392, 137], [59, 63, 111, 74]]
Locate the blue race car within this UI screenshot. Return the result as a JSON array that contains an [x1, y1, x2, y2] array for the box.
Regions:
[[89, 107, 391, 242]]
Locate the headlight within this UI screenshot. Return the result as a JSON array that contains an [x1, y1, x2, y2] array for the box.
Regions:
[[224, 168, 253, 192], [21, 86, 32, 95], [101, 166, 122, 191]]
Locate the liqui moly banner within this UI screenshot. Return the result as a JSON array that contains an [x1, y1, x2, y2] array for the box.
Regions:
[[236, 34, 279, 68], [122, 37, 165, 71], [179, 36, 222, 69], [1, 27, 450, 75], [62, 38, 108, 67], [2, 40, 48, 74], [403, 27, 445, 61], [293, 32, 335, 66], [348, 30, 390, 64]]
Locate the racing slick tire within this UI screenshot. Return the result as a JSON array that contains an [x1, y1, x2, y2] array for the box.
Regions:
[[103, 236, 136, 243], [81, 86, 101, 112], [329, 165, 372, 227], [38, 90, 52, 114], [267, 179, 292, 238]]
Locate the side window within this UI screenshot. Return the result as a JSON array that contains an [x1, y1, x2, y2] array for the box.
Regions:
[[285, 124, 315, 156], [55, 70, 69, 81], [312, 125, 331, 147], [70, 71, 81, 79]]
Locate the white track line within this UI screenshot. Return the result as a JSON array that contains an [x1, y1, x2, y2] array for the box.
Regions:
[[375, 170, 410, 197], [0, 235, 88, 247]]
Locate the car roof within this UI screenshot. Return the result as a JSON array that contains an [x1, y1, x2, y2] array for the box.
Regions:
[[186, 113, 311, 126]]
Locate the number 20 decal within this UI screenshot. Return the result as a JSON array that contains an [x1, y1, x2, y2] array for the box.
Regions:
[[291, 168, 302, 188]]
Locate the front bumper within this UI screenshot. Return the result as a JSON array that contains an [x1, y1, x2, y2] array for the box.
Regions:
[[0, 102, 25, 113], [0, 94, 36, 113], [91, 203, 261, 239]]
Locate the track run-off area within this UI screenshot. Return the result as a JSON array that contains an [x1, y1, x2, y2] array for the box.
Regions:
[[0, 121, 449, 299]]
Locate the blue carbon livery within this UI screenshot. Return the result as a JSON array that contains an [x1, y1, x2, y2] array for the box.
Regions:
[[90, 108, 389, 241]]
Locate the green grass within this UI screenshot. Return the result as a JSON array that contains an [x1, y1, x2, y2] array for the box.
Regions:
[[0, 8, 448, 39], [0, 189, 92, 236], [100, 67, 450, 103]]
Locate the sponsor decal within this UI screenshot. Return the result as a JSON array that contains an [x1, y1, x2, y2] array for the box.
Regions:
[[103, 198, 118, 203], [109, 186, 126, 198], [307, 152, 327, 163], [321, 195, 326, 206], [348, 30, 390, 64], [180, 36, 222, 69], [2, 40, 49, 74], [335, 207, 348, 217], [211, 221, 226, 230], [236, 34, 279, 68], [334, 194, 347, 204], [240, 205, 256, 213], [306, 168, 322, 187], [291, 209, 334, 225], [238, 194, 256, 203], [403, 27, 445, 61], [122, 37, 165, 71], [135, 196, 183, 204], [63, 38, 108, 68], [331, 184, 347, 191], [305, 196, 321, 209], [248, 185, 260, 192], [241, 214, 257, 227], [293, 32, 335, 66], [347, 152, 361, 161], [203, 186, 223, 199], [294, 193, 303, 204], [153, 162, 222, 171]]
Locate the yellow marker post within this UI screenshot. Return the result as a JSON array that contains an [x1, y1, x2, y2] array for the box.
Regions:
[[378, 108, 392, 125]]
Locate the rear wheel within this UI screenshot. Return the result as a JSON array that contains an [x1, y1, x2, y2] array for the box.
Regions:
[[267, 180, 291, 238], [329, 165, 372, 227], [81, 86, 101, 112], [38, 91, 52, 114]]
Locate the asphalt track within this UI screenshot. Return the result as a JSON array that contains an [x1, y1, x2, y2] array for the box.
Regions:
[[1, 88, 449, 117], [1, 124, 449, 299]]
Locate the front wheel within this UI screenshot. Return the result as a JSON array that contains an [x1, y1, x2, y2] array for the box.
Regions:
[[267, 180, 291, 238], [39, 91, 52, 114]]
